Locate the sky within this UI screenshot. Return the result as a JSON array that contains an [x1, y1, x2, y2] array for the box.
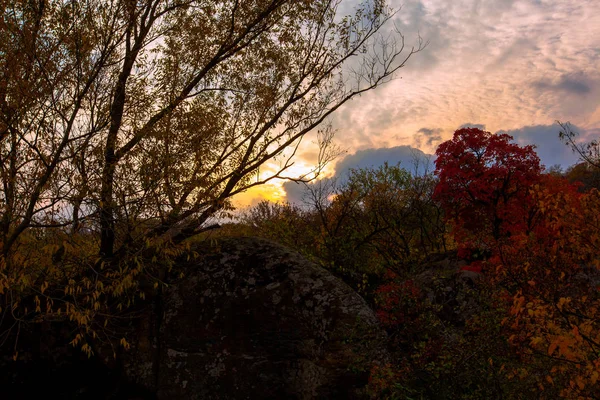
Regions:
[[236, 0, 600, 207]]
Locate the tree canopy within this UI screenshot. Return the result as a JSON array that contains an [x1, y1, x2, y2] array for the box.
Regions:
[[0, 0, 421, 354], [0, 0, 422, 259], [434, 127, 542, 242]]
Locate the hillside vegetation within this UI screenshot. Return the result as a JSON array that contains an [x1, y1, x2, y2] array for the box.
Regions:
[[239, 127, 600, 399]]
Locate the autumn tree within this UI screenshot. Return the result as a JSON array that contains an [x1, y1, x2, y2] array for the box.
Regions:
[[0, 0, 422, 352], [434, 128, 542, 245], [495, 176, 600, 398], [245, 162, 447, 297], [240, 200, 318, 258], [323, 162, 446, 270], [564, 162, 600, 192], [435, 128, 600, 397]]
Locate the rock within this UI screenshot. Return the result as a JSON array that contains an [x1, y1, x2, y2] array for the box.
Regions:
[[413, 256, 483, 326], [124, 236, 387, 399]]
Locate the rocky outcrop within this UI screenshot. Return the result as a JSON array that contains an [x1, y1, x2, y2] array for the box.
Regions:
[[124, 236, 387, 399], [413, 254, 483, 326]]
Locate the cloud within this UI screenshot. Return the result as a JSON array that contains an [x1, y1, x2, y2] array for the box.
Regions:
[[281, 180, 312, 205], [414, 127, 443, 148], [389, 0, 451, 72], [238, 1, 600, 211], [333, 145, 433, 177], [486, 38, 540, 72], [283, 145, 434, 204], [281, 122, 600, 205], [531, 72, 593, 95], [496, 124, 580, 169], [458, 123, 487, 131], [332, 0, 600, 150]]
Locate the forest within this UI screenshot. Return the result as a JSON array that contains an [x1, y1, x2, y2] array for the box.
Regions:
[[235, 126, 600, 399], [0, 0, 599, 398]]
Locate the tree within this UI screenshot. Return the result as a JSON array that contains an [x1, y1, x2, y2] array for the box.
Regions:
[[434, 128, 542, 243], [559, 121, 600, 170], [497, 178, 600, 399], [0, 0, 423, 257], [559, 122, 600, 191], [333, 161, 446, 265], [565, 162, 600, 192], [0, 0, 423, 352], [245, 162, 447, 297]]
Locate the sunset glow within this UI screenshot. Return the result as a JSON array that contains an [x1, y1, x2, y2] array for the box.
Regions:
[[237, 0, 600, 207]]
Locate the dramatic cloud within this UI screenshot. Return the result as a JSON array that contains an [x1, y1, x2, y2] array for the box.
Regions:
[[496, 124, 580, 169], [281, 180, 315, 206], [283, 146, 433, 204], [327, 0, 600, 154], [240, 1, 600, 207], [532, 72, 593, 96], [414, 128, 443, 148], [332, 145, 432, 177]]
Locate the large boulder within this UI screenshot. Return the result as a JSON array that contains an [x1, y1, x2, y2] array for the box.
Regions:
[[124, 236, 387, 399]]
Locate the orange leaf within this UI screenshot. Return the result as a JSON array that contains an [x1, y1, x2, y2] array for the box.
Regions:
[[548, 342, 558, 356]]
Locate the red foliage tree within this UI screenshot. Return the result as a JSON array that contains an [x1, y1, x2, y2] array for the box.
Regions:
[[434, 128, 543, 245]]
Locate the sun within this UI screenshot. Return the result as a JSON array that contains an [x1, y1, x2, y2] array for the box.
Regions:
[[233, 160, 333, 209]]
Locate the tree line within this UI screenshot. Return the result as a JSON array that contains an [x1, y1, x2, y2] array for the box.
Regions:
[[239, 127, 600, 399]]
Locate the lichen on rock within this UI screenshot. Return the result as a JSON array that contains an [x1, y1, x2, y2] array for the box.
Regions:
[[124, 236, 387, 399]]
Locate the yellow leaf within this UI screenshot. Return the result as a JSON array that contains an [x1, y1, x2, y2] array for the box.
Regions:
[[530, 337, 543, 346], [557, 297, 570, 311]]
